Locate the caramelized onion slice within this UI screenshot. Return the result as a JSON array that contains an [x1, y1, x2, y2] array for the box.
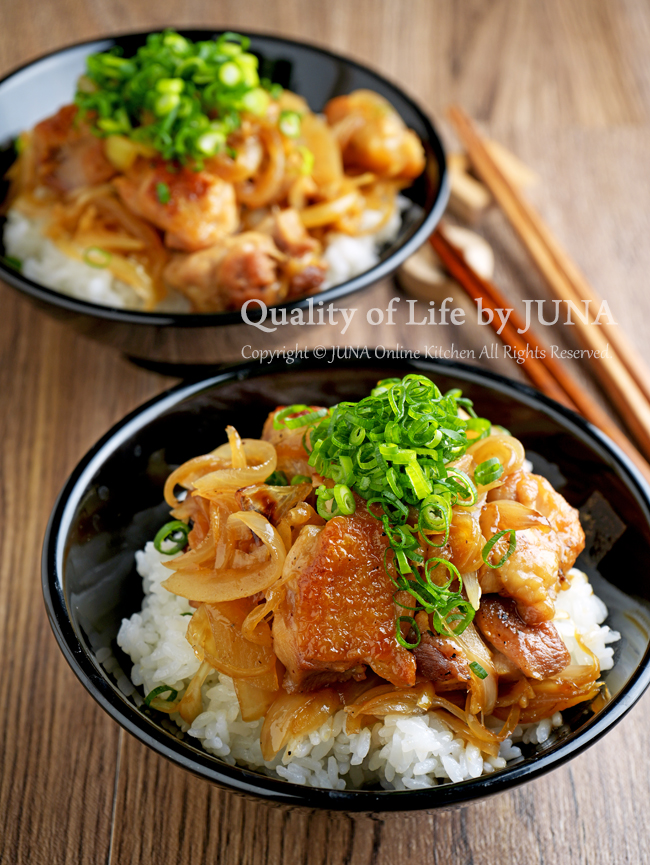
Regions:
[[178, 660, 212, 724], [449, 621, 497, 716], [260, 689, 342, 761], [162, 511, 286, 603], [186, 602, 278, 682], [468, 435, 526, 478], [192, 440, 277, 494]]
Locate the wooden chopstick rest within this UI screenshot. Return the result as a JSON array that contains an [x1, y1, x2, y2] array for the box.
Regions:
[[447, 140, 538, 224], [397, 225, 493, 318]]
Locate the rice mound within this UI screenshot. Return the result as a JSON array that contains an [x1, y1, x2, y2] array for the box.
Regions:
[[114, 543, 620, 790], [3, 205, 401, 312]]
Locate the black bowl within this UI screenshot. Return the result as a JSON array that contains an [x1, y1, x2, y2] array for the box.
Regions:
[[42, 354, 650, 812], [0, 30, 448, 367]]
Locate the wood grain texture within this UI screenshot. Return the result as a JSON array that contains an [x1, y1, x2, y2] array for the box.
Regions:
[[1, 1, 650, 863]]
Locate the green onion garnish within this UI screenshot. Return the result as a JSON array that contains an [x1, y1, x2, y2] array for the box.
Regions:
[[298, 145, 314, 176], [290, 474, 312, 485], [1, 255, 22, 271], [282, 375, 494, 644], [474, 457, 504, 486], [74, 29, 283, 166], [156, 182, 171, 204], [83, 246, 112, 268], [273, 405, 328, 430], [144, 685, 179, 706], [396, 616, 421, 649], [279, 110, 301, 138], [153, 520, 190, 554], [181, 611, 194, 616], [265, 470, 289, 486], [469, 661, 488, 679], [482, 529, 517, 569], [315, 484, 356, 519]]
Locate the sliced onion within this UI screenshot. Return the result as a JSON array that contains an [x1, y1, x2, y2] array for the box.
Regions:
[[226, 425, 247, 469], [260, 689, 342, 761], [162, 511, 285, 603], [468, 435, 526, 477], [192, 440, 277, 494], [178, 660, 212, 724], [241, 523, 322, 642], [450, 621, 497, 715], [234, 678, 281, 723], [164, 454, 229, 506], [186, 602, 277, 681], [464, 571, 481, 611]]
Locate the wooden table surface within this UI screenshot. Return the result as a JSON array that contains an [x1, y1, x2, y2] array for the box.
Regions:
[[2, 1, 650, 862]]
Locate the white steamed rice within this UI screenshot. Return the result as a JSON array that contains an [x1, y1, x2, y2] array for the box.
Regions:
[[113, 542, 620, 791], [3, 203, 403, 311]]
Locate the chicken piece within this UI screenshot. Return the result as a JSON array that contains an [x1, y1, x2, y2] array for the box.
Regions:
[[235, 483, 312, 526], [475, 596, 571, 680], [114, 157, 238, 251], [259, 208, 320, 257], [164, 231, 285, 311], [489, 470, 585, 577], [31, 104, 116, 193], [261, 407, 324, 479], [479, 500, 561, 625], [272, 499, 417, 693], [323, 90, 425, 181], [411, 620, 472, 691], [284, 258, 328, 300]]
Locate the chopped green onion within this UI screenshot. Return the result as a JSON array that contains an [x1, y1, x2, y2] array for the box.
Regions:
[[273, 405, 329, 430], [303, 375, 496, 639], [333, 484, 355, 515], [156, 77, 184, 94], [156, 182, 171, 204], [482, 529, 517, 569], [265, 470, 288, 486], [153, 520, 190, 554], [279, 110, 301, 138], [83, 246, 112, 268], [469, 661, 488, 679], [74, 30, 283, 166], [290, 474, 312, 485], [474, 457, 504, 486], [1, 255, 22, 271], [396, 616, 420, 649], [298, 145, 314, 175], [240, 87, 270, 116], [180, 611, 194, 616], [144, 685, 179, 706], [218, 61, 242, 87]]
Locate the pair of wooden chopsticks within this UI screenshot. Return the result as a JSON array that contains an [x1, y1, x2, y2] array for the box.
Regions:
[[430, 107, 650, 484]]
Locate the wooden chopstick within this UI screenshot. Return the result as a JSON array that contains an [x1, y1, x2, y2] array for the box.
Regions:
[[430, 227, 650, 485], [447, 105, 650, 461]]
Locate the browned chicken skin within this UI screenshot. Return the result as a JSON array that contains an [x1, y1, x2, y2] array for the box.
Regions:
[[272, 498, 417, 693], [31, 104, 116, 192], [475, 595, 571, 680], [113, 157, 238, 251]]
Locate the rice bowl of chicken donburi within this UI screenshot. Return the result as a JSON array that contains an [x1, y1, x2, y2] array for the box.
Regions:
[[44, 359, 649, 808], [2, 29, 435, 315]]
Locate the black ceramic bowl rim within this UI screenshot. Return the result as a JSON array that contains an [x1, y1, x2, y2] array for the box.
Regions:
[[42, 355, 650, 812], [0, 28, 449, 328]]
